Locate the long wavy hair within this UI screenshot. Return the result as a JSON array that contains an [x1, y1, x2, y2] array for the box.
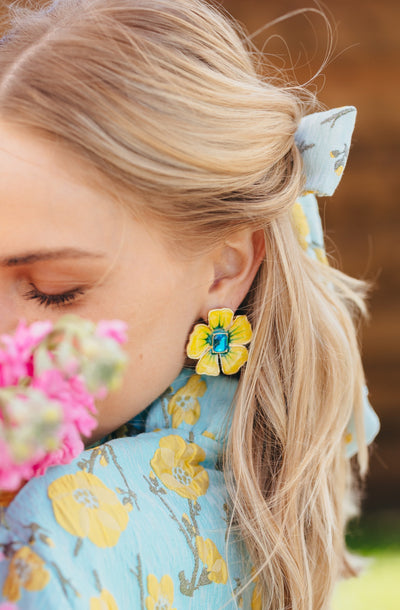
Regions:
[[0, 1, 373, 607]]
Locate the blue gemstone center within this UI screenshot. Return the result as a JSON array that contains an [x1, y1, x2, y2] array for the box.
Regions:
[[211, 331, 229, 354]]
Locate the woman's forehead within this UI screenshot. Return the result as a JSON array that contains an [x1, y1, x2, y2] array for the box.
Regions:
[[0, 121, 186, 275], [0, 121, 128, 247], [0, 119, 106, 194]]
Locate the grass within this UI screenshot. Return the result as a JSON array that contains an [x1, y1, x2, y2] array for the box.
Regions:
[[332, 511, 400, 610]]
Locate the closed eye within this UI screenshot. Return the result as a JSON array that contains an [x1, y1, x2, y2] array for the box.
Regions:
[[23, 283, 85, 308]]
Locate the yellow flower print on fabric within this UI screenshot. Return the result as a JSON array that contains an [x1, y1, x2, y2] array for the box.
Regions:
[[345, 432, 353, 445], [145, 574, 176, 610], [90, 588, 119, 610], [330, 150, 344, 176], [291, 203, 329, 265], [167, 374, 207, 428], [2, 546, 50, 602], [291, 201, 310, 251], [48, 471, 129, 548], [187, 308, 252, 376], [150, 434, 209, 500], [313, 246, 329, 266], [249, 567, 262, 610], [195, 536, 228, 584], [251, 581, 262, 610], [330, 146, 349, 177]]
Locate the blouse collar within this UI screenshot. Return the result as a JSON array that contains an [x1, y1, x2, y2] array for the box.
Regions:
[[92, 368, 239, 466]]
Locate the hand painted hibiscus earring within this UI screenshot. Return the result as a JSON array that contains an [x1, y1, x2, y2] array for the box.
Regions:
[[186, 308, 252, 376]]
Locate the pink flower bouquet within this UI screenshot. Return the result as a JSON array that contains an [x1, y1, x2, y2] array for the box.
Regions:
[[0, 314, 128, 504]]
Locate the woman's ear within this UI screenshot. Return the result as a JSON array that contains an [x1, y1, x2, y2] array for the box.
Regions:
[[200, 228, 265, 318]]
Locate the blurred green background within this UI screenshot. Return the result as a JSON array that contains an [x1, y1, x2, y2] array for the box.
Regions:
[[332, 511, 400, 609]]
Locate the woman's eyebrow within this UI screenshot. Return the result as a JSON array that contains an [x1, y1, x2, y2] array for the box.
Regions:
[[0, 248, 106, 267]]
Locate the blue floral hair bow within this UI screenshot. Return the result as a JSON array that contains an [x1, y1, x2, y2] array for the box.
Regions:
[[293, 106, 380, 458]]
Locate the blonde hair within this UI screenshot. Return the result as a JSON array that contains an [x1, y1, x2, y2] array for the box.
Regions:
[[0, 0, 373, 607]]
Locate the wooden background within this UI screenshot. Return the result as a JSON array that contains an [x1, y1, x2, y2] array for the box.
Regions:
[[0, 0, 398, 512], [223, 0, 399, 512]]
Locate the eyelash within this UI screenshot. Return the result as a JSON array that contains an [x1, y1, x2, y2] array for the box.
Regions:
[[23, 284, 85, 309]]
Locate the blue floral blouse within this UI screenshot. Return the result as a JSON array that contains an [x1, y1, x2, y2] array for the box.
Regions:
[[0, 369, 259, 609]]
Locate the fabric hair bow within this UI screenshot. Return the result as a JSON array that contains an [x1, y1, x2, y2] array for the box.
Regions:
[[293, 106, 380, 458]]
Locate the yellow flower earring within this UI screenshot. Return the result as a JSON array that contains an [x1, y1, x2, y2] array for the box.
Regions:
[[186, 308, 252, 376]]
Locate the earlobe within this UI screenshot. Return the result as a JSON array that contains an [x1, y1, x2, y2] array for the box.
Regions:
[[204, 228, 265, 316]]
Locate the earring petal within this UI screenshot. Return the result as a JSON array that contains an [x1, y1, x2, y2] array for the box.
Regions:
[[220, 345, 248, 375], [186, 324, 212, 359], [208, 308, 234, 331], [228, 315, 253, 345], [196, 350, 220, 376]]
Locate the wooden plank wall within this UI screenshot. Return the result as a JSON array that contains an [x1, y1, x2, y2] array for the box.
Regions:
[[0, 0, 398, 511]]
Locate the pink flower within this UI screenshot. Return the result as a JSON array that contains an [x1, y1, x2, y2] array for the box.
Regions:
[[0, 319, 52, 386], [96, 319, 128, 344], [0, 315, 127, 494], [32, 369, 97, 436]]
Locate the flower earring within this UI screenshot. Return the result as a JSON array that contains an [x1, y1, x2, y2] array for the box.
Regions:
[[186, 308, 252, 376]]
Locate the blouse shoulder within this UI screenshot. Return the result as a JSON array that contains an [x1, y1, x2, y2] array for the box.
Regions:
[[0, 432, 257, 608]]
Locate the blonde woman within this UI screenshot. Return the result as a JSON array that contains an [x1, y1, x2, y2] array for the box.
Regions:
[[0, 0, 379, 608]]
